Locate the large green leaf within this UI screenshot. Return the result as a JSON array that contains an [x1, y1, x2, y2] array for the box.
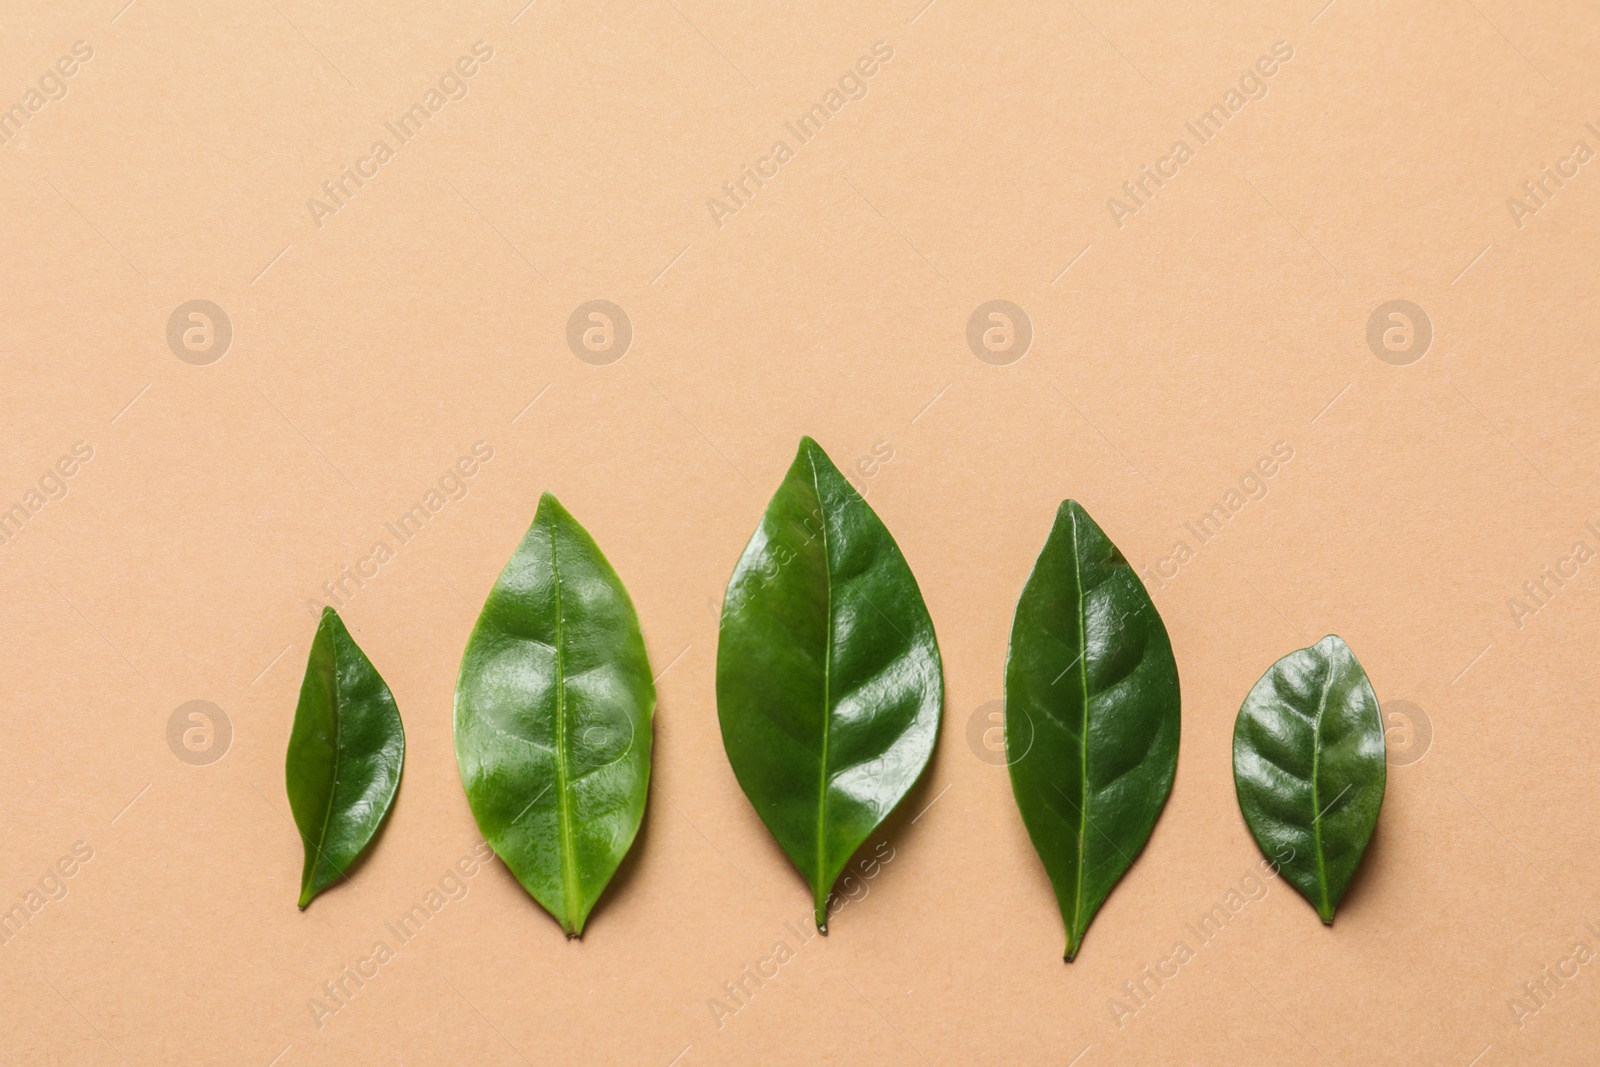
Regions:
[[1005, 501, 1180, 961], [455, 492, 655, 936], [717, 436, 942, 931], [1233, 634, 1385, 923], [286, 608, 405, 909]]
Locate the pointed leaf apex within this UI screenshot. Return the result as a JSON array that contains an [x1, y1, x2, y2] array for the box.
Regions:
[[797, 436, 833, 469], [536, 492, 581, 530]]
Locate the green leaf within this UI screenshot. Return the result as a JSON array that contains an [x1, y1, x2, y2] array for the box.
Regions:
[[1232, 634, 1385, 924], [1004, 501, 1180, 961], [286, 608, 405, 910], [454, 492, 655, 936], [716, 436, 942, 931]]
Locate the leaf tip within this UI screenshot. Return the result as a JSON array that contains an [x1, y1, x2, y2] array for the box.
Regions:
[[1314, 633, 1350, 656], [315, 605, 346, 643], [797, 435, 833, 469]]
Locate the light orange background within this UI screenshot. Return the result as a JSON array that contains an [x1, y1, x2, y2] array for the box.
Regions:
[[3, 0, 1599, 1063]]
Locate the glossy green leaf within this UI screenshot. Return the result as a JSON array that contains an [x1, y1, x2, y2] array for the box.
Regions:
[[286, 608, 405, 909], [717, 436, 942, 931], [455, 492, 655, 936], [1232, 634, 1385, 923], [1005, 501, 1180, 961]]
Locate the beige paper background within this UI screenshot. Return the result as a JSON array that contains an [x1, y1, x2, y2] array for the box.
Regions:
[[2, 0, 1598, 1063]]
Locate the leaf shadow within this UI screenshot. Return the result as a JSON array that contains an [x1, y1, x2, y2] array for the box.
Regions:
[[817, 718, 947, 932], [578, 778, 655, 935], [323, 769, 404, 897], [1332, 816, 1386, 921]]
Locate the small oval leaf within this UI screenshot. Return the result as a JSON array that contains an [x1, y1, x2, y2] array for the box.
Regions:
[[717, 436, 942, 930], [1232, 634, 1385, 923], [286, 608, 405, 909], [1004, 501, 1180, 961], [455, 493, 655, 936]]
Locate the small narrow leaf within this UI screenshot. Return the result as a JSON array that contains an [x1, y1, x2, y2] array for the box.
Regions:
[[286, 608, 405, 909], [717, 436, 942, 931], [1005, 501, 1180, 961], [455, 493, 655, 936], [1233, 634, 1385, 923]]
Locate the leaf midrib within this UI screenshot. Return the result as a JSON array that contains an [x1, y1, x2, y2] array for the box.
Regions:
[[305, 623, 343, 900], [549, 513, 582, 932], [1309, 662, 1334, 919], [809, 452, 834, 922], [1068, 509, 1090, 948]]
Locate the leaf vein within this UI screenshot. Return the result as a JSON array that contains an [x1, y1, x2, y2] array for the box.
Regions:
[[550, 512, 581, 933], [810, 449, 835, 926]]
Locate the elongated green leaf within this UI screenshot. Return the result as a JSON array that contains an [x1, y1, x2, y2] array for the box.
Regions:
[[1005, 501, 1180, 961], [286, 608, 405, 909], [455, 493, 655, 936], [717, 436, 942, 931], [1233, 634, 1385, 923]]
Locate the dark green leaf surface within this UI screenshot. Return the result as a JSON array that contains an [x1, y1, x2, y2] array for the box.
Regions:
[[1233, 634, 1385, 923], [455, 493, 655, 936], [717, 437, 942, 930], [1005, 501, 1180, 961], [286, 608, 405, 909]]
